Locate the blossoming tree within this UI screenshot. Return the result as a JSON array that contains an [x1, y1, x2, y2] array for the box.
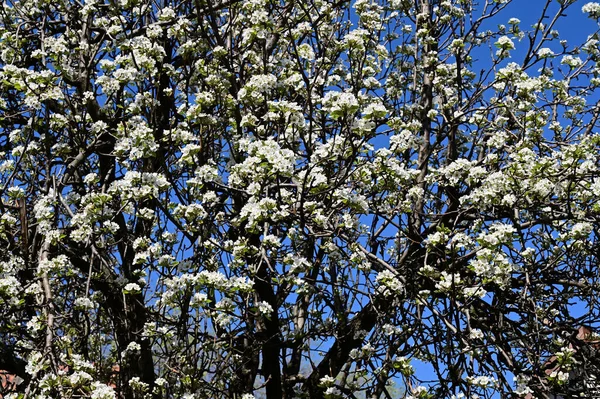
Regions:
[[2, 0, 600, 398]]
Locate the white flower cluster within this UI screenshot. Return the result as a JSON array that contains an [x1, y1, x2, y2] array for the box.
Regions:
[[469, 248, 514, 287], [333, 187, 368, 213], [435, 271, 461, 292], [344, 28, 370, 50], [376, 270, 404, 297], [214, 297, 236, 326], [64, 353, 94, 373], [554, 346, 577, 368], [91, 382, 116, 399], [461, 171, 514, 208], [469, 328, 484, 340], [561, 55, 583, 68], [238, 74, 278, 103], [74, 297, 96, 310], [0, 256, 24, 304], [129, 376, 149, 393], [127, 36, 166, 74], [96, 74, 123, 96], [239, 0, 271, 41], [238, 197, 289, 231], [38, 254, 71, 275], [25, 351, 46, 376], [477, 223, 516, 247], [583, 2, 600, 17], [463, 286, 487, 299], [569, 221, 593, 240], [190, 292, 209, 307], [266, 100, 306, 131], [132, 241, 161, 265], [283, 254, 310, 274], [531, 178, 554, 199], [537, 47, 555, 58], [114, 117, 159, 161], [425, 230, 449, 247], [439, 158, 486, 185], [295, 165, 328, 190], [121, 342, 141, 360], [495, 36, 515, 50], [173, 203, 208, 229], [548, 370, 569, 384], [319, 375, 336, 387], [382, 323, 401, 336], [155, 377, 168, 387], [33, 191, 55, 235], [194, 163, 220, 183], [312, 136, 352, 161], [158, 6, 176, 21], [160, 270, 254, 308], [296, 43, 315, 60], [66, 370, 92, 385], [112, 68, 139, 84], [123, 283, 142, 294], [389, 128, 421, 153], [362, 102, 387, 120], [466, 375, 496, 388], [407, 386, 429, 399], [513, 374, 534, 396], [229, 138, 296, 190], [322, 91, 359, 119], [68, 192, 115, 242], [257, 301, 273, 315], [393, 356, 414, 376], [323, 386, 342, 398], [109, 171, 169, 201]]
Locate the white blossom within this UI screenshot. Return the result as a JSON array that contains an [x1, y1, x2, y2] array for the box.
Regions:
[[583, 2, 600, 17], [91, 382, 117, 399], [123, 283, 142, 294], [257, 301, 273, 315]]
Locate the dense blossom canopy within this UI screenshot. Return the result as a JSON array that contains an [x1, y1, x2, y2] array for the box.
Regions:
[[2, 0, 600, 398]]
